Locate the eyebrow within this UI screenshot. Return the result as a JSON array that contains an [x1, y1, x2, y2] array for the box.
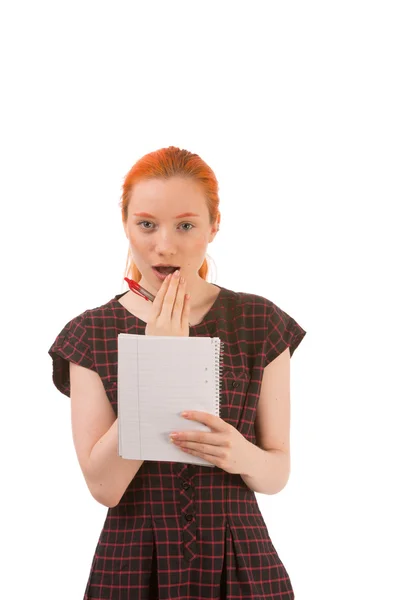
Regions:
[[133, 212, 200, 219]]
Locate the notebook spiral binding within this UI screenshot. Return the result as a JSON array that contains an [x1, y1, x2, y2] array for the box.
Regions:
[[213, 338, 225, 418]]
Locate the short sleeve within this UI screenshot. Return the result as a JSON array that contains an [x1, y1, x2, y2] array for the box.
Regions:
[[48, 312, 96, 397], [263, 301, 307, 368]]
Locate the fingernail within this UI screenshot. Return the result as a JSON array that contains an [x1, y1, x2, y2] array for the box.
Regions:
[[174, 269, 180, 277]]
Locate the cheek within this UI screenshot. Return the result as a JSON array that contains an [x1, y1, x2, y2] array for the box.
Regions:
[[129, 237, 140, 249], [127, 235, 147, 261], [128, 230, 145, 250], [191, 232, 209, 251]]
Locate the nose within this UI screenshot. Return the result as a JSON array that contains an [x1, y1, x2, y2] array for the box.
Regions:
[[154, 231, 179, 255]]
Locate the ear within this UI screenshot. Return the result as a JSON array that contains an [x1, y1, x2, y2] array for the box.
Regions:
[[209, 216, 220, 243]]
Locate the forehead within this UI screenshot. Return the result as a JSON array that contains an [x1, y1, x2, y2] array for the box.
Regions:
[[129, 177, 207, 214]]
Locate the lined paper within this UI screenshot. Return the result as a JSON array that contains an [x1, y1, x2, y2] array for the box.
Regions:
[[117, 334, 223, 466]]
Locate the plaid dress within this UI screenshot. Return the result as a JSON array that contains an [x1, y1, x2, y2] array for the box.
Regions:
[[49, 284, 306, 600]]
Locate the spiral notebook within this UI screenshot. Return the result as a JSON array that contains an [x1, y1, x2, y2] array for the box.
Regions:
[[117, 334, 224, 467]]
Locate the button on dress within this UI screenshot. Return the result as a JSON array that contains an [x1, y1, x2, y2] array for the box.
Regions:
[[49, 285, 307, 599]]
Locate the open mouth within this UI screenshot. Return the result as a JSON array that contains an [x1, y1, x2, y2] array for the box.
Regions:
[[153, 266, 179, 275]]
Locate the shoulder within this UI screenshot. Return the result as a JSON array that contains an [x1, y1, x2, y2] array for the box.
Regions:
[[223, 287, 306, 346], [54, 309, 89, 341], [222, 287, 307, 365], [228, 287, 302, 324], [78, 295, 120, 323], [224, 286, 276, 319], [237, 290, 273, 310], [55, 296, 118, 340], [49, 297, 120, 394]]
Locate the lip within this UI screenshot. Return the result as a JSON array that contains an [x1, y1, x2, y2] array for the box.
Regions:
[[152, 266, 179, 281], [153, 264, 180, 268]]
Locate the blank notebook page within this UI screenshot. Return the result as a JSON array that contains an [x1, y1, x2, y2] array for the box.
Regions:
[[117, 334, 224, 467]]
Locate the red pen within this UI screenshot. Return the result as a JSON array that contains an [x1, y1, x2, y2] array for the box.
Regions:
[[124, 277, 155, 302]]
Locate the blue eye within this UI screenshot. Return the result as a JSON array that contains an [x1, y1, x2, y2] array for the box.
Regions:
[[137, 221, 153, 230], [180, 223, 194, 231], [137, 221, 194, 232]]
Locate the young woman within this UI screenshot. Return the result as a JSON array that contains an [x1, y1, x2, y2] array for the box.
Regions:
[[49, 146, 306, 599]]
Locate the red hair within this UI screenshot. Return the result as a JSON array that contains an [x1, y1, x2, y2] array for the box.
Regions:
[[120, 146, 220, 282]]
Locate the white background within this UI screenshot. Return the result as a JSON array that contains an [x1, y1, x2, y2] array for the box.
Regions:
[[1, 1, 399, 599]]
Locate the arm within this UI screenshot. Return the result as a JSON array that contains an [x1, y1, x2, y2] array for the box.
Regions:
[[88, 417, 143, 507], [70, 362, 144, 508], [240, 347, 291, 495], [240, 445, 290, 495]]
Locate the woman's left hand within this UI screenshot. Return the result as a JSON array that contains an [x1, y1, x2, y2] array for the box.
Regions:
[[170, 411, 254, 475]]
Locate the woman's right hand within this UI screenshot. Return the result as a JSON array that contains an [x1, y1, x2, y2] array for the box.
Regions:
[[145, 270, 191, 337]]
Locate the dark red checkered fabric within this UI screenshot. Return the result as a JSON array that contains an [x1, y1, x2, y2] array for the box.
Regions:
[[49, 285, 306, 599]]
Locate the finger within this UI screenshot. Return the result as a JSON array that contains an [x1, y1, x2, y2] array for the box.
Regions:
[[171, 276, 187, 324], [152, 272, 173, 318], [180, 440, 224, 456], [166, 269, 181, 300], [177, 431, 226, 446], [178, 442, 223, 460], [181, 280, 191, 323], [183, 292, 191, 324], [162, 269, 181, 320], [182, 411, 227, 432]]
